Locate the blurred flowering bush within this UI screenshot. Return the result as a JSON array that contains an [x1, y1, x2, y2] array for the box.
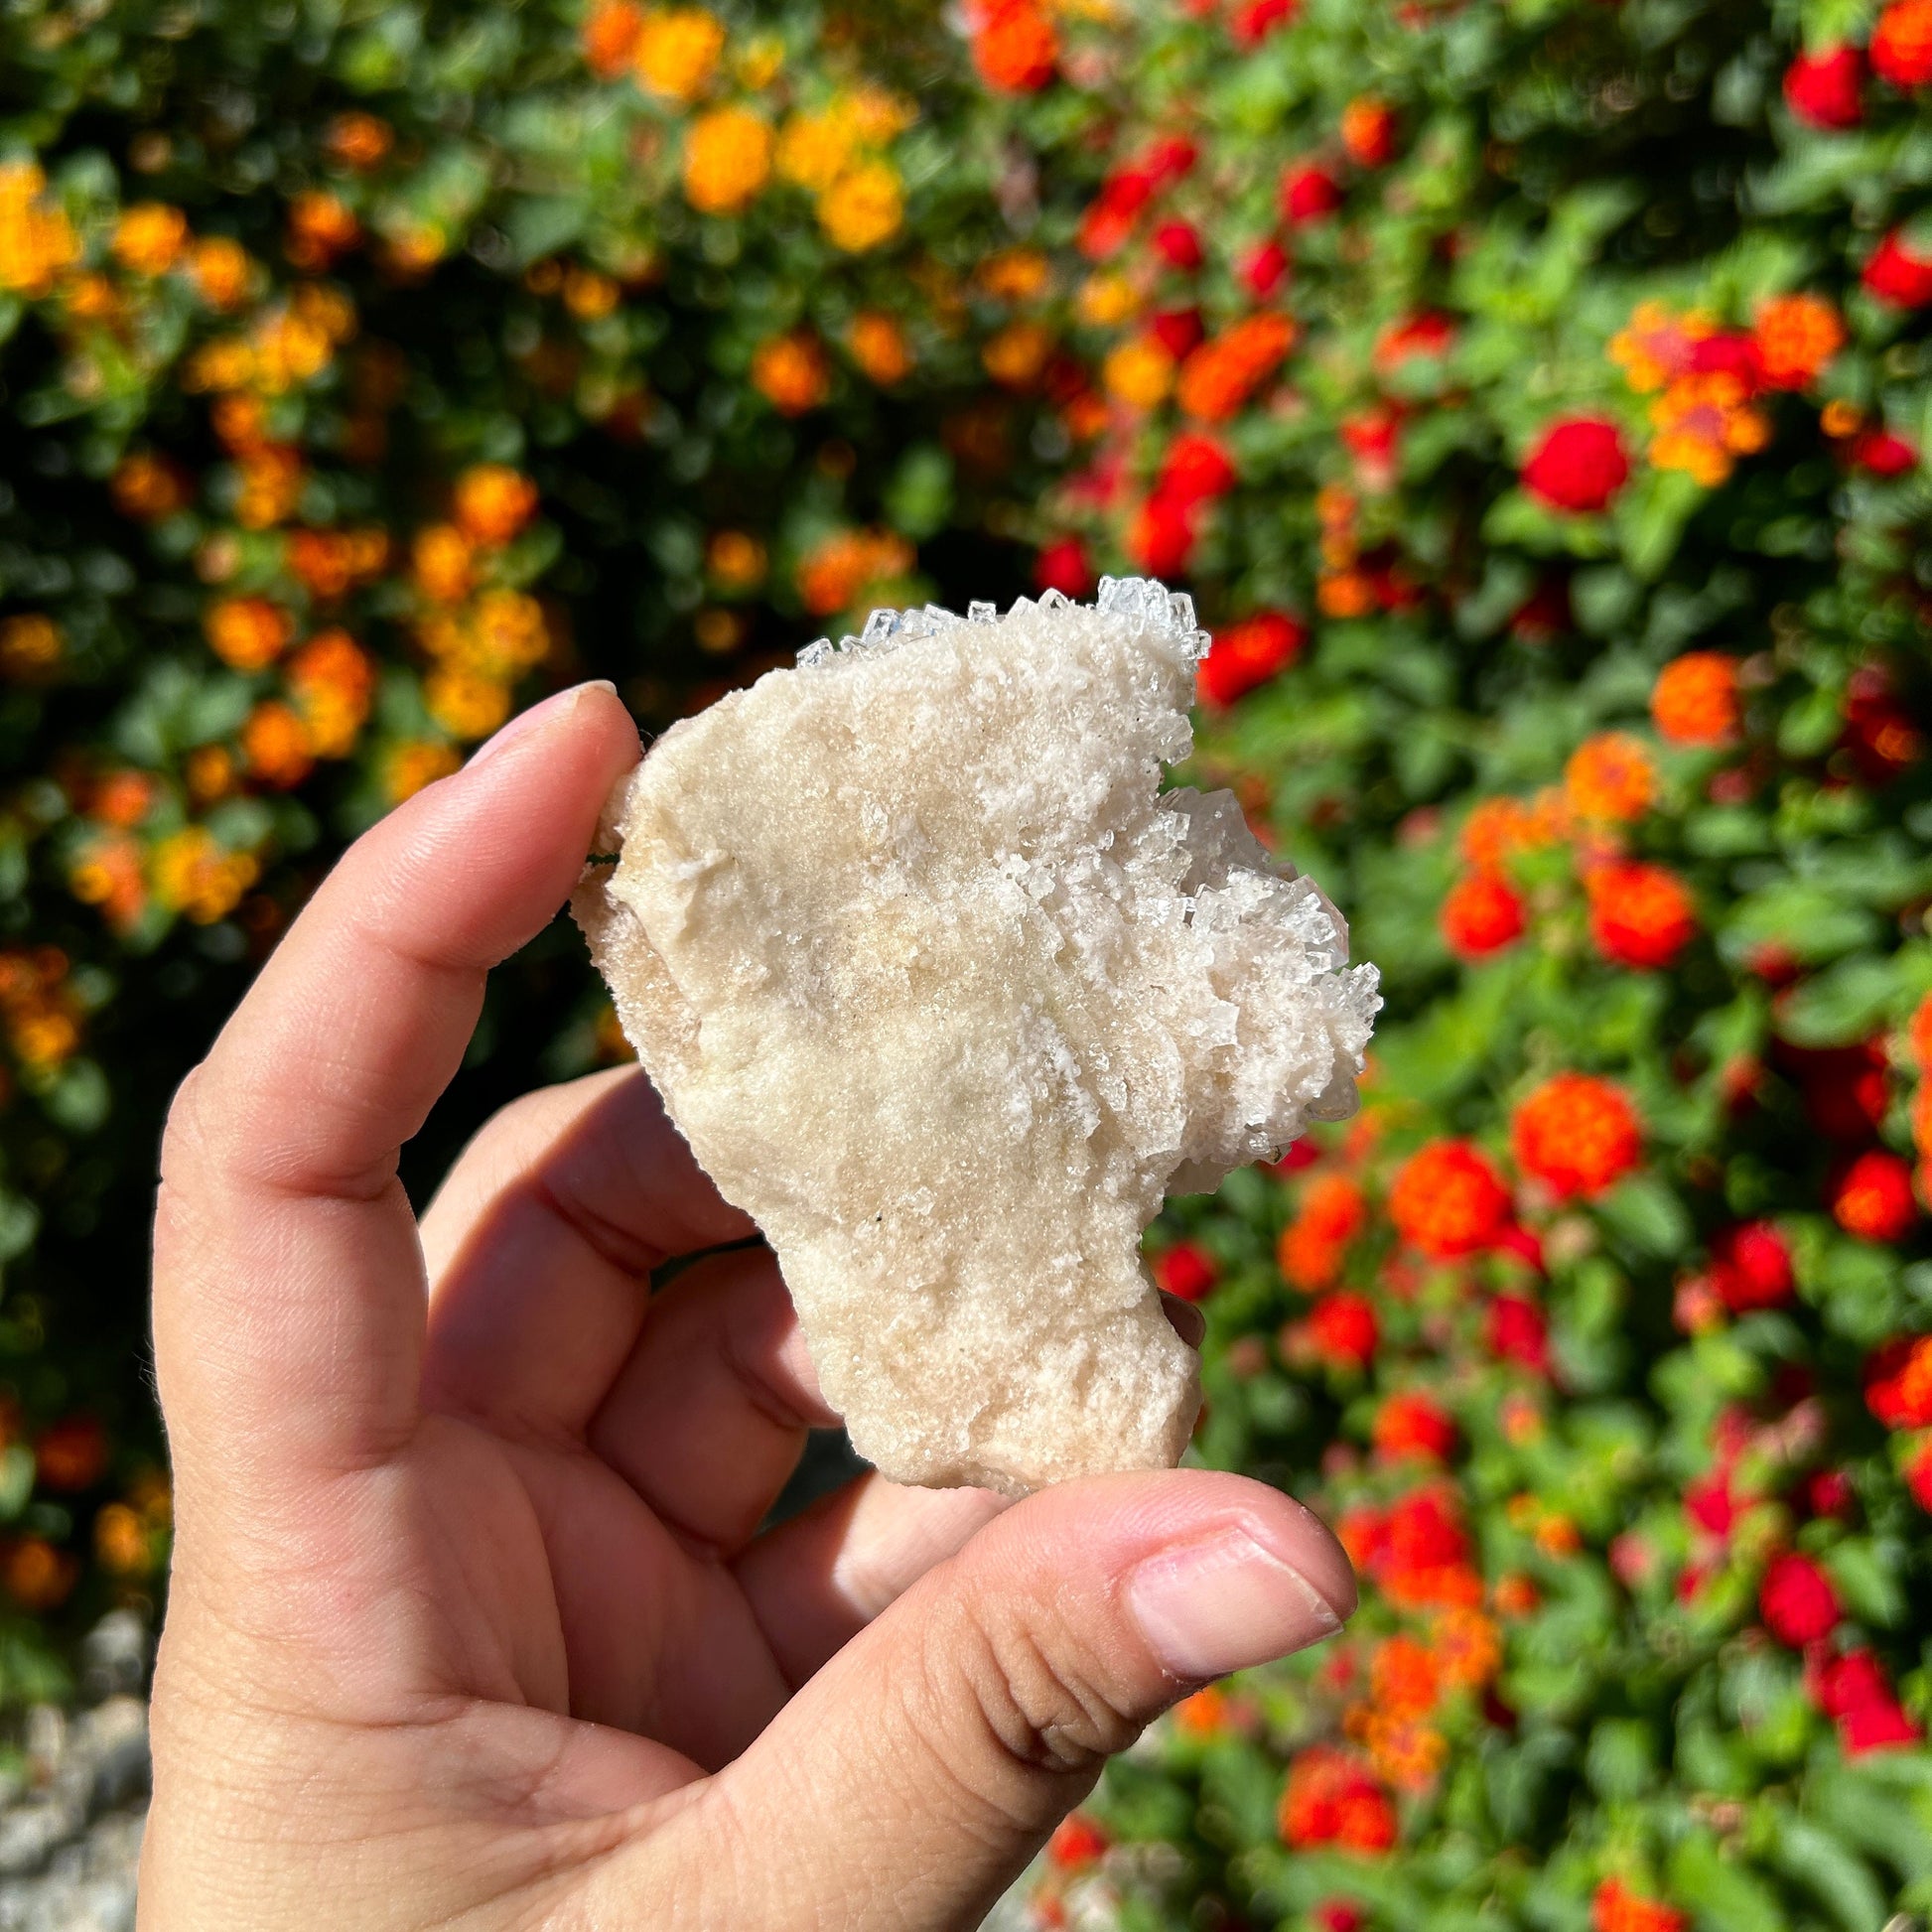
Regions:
[[5, 0, 1932, 1919]]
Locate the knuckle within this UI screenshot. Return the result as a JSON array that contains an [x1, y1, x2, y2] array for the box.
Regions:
[[942, 1594, 1146, 1785]]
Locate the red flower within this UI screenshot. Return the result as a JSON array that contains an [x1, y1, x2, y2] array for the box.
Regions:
[[1864, 1334, 1932, 1428], [1373, 1391, 1456, 1461], [1231, 0, 1298, 43], [1486, 1294, 1550, 1372], [1511, 1073, 1642, 1199], [1157, 431, 1237, 504], [1585, 860, 1699, 970], [1834, 1150, 1918, 1240], [1312, 1903, 1369, 1932], [1035, 536, 1094, 598], [1280, 1745, 1398, 1852], [972, 0, 1057, 91], [1128, 495, 1197, 577], [1150, 305, 1206, 360], [1684, 1471, 1735, 1538], [1851, 427, 1918, 476], [1152, 218, 1203, 272], [1078, 170, 1156, 260], [1279, 1172, 1367, 1289], [1340, 98, 1399, 167], [1592, 1879, 1689, 1932], [1310, 1291, 1380, 1368], [1907, 1441, 1932, 1512], [1154, 1240, 1217, 1303], [1440, 871, 1525, 959], [1521, 417, 1630, 513], [1708, 1220, 1795, 1311], [1872, 0, 1932, 86], [1863, 230, 1932, 306], [1239, 239, 1291, 299], [1784, 45, 1865, 126], [1390, 1141, 1511, 1256], [1280, 163, 1343, 224], [1198, 611, 1306, 707], [1046, 1812, 1109, 1869], [1760, 1550, 1842, 1646], [1843, 1698, 1922, 1753], [1375, 311, 1456, 370]]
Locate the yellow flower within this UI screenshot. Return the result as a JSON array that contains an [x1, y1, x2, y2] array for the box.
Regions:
[[0, 615, 63, 681], [777, 108, 858, 193], [112, 203, 189, 277], [684, 107, 773, 214], [848, 85, 917, 144], [382, 740, 462, 802], [818, 160, 902, 252], [735, 32, 785, 90], [1101, 335, 1173, 411], [151, 828, 259, 924], [1076, 272, 1138, 329], [0, 161, 78, 297], [635, 8, 726, 100], [426, 668, 513, 741]]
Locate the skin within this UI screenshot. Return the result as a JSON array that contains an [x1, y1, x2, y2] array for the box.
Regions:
[[141, 681, 1356, 1932]]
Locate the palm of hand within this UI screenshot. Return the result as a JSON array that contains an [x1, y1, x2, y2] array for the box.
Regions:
[[142, 685, 1352, 1932]]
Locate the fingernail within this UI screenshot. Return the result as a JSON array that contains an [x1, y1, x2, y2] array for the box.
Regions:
[[1126, 1529, 1346, 1682], [467, 681, 618, 770]]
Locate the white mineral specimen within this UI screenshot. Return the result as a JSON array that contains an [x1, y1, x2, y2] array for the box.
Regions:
[[573, 578, 1380, 1495]]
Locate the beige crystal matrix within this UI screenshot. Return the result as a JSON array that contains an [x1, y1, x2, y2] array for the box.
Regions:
[[573, 578, 1380, 1496]]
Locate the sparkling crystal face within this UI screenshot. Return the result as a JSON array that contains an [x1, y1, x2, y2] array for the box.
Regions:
[[578, 580, 1379, 1494]]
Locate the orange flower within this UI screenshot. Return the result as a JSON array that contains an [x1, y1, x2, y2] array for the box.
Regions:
[[0, 162, 79, 296], [94, 1503, 150, 1576], [413, 524, 477, 603], [752, 332, 830, 415], [635, 7, 726, 100], [1459, 791, 1567, 867], [1175, 313, 1297, 422], [383, 740, 462, 803], [454, 465, 540, 546], [1440, 870, 1525, 958], [977, 248, 1051, 302], [1753, 293, 1844, 390], [847, 311, 912, 385], [1389, 1140, 1510, 1257], [205, 597, 293, 671], [706, 529, 768, 591], [583, 0, 644, 75], [1608, 300, 1711, 394], [1564, 731, 1656, 821], [973, 0, 1057, 91], [1651, 650, 1740, 745], [796, 527, 913, 617], [1511, 1073, 1641, 1199], [1649, 371, 1770, 486], [242, 700, 315, 789], [111, 203, 188, 276], [1372, 1391, 1456, 1462], [286, 628, 375, 758], [0, 614, 61, 682], [111, 451, 192, 521], [426, 668, 512, 741], [1173, 1685, 1229, 1737], [285, 190, 360, 271], [1593, 1879, 1689, 1932], [324, 111, 393, 171], [1102, 336, 1175, 411], [235, 445, 307, 529], [683, 106, 773, 214], [4, 1538, 76, 1612], [1370, 1635, 1440, 1720], [983, 320, 1054, 389], [1278, 1173, 1367, 1290], [285, 526, 389, 600], [151, 827, 260, 922], [1431, 1605, 1502, 1688], [70, 834, 145, 930], [189, 235, 253, 309]]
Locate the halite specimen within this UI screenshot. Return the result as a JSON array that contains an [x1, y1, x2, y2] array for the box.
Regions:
[[573, 579, 1380, 1495]]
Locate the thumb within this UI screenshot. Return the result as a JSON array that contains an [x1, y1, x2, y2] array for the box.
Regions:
[[635, 1469, 1354, 1931]]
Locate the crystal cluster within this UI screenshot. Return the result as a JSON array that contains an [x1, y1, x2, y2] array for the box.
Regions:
[[574, 579, 1380, 1494]]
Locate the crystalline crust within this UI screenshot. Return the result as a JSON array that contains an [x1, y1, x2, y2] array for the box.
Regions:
[[573, 578, 1380, 1496]]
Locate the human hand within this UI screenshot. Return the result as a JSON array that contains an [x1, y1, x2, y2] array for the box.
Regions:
[[142, 680, 1355, 1931]]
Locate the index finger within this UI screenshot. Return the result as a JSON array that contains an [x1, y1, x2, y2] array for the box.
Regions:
[[152, 682, 639, 1497]]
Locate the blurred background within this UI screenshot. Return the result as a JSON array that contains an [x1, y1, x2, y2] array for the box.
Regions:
[[5, 0, 1932, 1922]]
